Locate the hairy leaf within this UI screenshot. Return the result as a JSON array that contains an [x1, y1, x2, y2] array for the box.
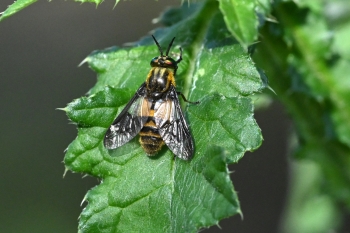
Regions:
[[64, 0, 264, 232], [253, 1, 350, 231], [0, 0, 37, 22], [219, 0, 258, 50]]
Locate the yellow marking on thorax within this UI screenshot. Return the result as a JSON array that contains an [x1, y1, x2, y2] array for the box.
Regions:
[[146, 67, 176, 87], [163, 68, 176, 87], [145, 67, 156, 83]]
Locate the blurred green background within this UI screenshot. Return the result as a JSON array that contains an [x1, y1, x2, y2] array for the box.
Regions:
[[0, 1, 294, 232]]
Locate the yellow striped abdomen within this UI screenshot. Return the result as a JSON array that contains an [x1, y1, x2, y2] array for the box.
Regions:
[[139, 109, 164, 155]]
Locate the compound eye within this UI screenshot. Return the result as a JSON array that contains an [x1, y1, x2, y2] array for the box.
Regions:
[[165, 59, 174, 66], [150, 57, 159, 67], [165, 58, 177, 69]]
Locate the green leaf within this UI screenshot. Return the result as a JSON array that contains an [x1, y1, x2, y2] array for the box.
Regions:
[[332, 22, 350, 60], [189, 95, 262, 163], [64, 87, 259, 232], [281, 160, 341, 233], [0, 0, 120, 22], [253, 1, 350, 231], [218, 0, 258, 50], [64, 0, 264, 231], [275, 2, 350, 148], [189, 46, 263, 100], [74, 145, 240, 233], [0, 0, 37, 22]]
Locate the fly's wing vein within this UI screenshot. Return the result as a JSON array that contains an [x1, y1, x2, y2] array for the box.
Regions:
[[155, 85, 194, 160], [104, 83, 149, 149]]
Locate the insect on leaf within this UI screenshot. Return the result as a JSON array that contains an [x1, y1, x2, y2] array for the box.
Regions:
[[64, 1, 264, 232]]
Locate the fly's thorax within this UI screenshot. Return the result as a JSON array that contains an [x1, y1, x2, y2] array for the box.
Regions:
[[146, 67, 176, 96]]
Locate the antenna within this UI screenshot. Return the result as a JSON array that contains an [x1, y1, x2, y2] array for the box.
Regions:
[[152, 35, 163, 56], [165, 37, 176, 56], [152, 35, 176, 57]]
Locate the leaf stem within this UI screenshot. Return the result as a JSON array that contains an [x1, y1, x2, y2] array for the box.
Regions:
[[182, 0, 218, 105]]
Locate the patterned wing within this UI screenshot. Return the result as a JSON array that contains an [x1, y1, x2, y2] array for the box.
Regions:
[[104, 83, 149, 149], [154, 85, 194, 160]]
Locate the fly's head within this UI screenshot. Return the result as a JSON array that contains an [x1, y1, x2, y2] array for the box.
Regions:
[[150, 35, 182, 73], [150, 56, 177, 70]]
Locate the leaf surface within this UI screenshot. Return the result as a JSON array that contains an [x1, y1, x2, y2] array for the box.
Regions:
[[64, 1, 264, 232], [218, 0, 258, 50], [253, 1, 350, 231], [0, 0, 37, 22]]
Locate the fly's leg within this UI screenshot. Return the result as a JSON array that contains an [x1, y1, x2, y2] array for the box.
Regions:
[[177, 92, 200, 105]]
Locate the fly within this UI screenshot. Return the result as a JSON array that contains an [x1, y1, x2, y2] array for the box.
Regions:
[[104, 35, 199, 160]]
